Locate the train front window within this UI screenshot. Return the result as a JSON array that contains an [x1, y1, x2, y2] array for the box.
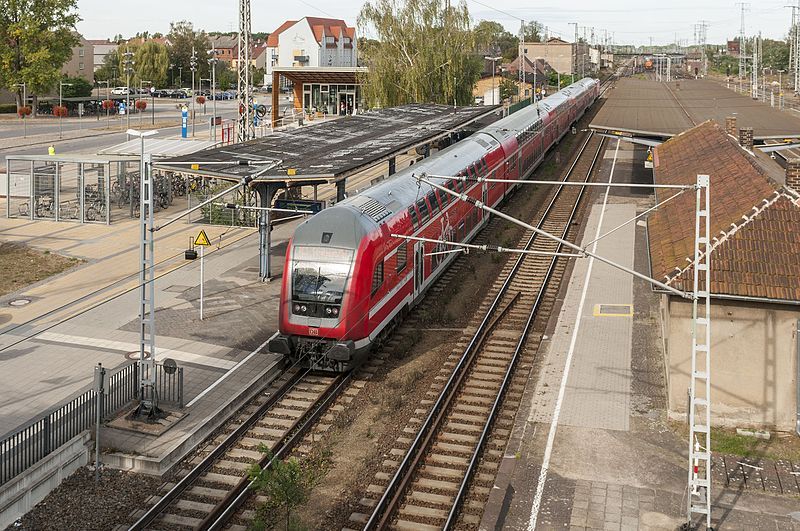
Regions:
[[292, 262, 350, 304], [291, 246, 354, 305]]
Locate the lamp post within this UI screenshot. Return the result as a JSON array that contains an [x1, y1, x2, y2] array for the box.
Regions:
[[178, 66, 183, 88], [59, 81, 73, 139], [208, 47, 219, 141], [139, 80, 152, 128], [13, 82, 26, 138], [484, 56, 502, 105], [123, 48, 135, 140], [778, 70, 785, 109], [190, 47, 197, 137], [96, 80, 110, 129]]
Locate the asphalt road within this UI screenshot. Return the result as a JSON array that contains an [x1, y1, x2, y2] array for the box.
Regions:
[[0, 98, 293, 171]]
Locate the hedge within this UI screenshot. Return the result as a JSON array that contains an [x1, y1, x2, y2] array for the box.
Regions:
[[0, 103, 17, 114]]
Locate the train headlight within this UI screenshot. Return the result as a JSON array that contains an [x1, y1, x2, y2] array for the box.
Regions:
[[332, 307, 339, 316], [325, 306, 332, 315], [293, 303, 301, 313], [300, 305, 307, 313]]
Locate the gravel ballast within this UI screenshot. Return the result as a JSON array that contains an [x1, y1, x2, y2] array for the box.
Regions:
[[6, 466, 161, 531]]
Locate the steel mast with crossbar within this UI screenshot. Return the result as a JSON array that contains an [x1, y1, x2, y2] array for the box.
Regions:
[[237, 0, 254, 142], [688, 174, 712, 528]]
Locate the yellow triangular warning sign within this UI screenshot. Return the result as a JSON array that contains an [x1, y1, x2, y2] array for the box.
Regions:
[[194, 229, 211, 246]]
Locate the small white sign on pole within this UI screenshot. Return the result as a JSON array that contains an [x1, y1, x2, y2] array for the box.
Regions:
[[194, 230, 211, 320]]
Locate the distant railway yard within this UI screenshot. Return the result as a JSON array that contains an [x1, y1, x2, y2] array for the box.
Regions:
[[3, 38, 800, 531]]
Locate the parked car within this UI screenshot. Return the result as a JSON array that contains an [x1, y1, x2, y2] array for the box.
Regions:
[[111, 87, 129, 95]]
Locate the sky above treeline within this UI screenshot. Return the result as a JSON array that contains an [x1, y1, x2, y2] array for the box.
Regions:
[[76, 0, 794, 46]]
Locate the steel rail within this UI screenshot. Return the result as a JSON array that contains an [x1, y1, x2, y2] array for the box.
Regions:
[[203, 371, 352, 530], [444, 134, 605, 529], [363, 130, 600, 530], [127, 363, 300, 531]]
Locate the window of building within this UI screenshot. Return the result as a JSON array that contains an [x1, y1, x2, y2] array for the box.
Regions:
[[78, 48, 84, 57], [371, 261, 384, 296], [79, 62, 84, 70], [396, 243, 407, 272]]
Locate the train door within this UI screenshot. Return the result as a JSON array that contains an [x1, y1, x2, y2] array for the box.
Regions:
[[413, 241, 424, 298], [481, 183, 488, 219]]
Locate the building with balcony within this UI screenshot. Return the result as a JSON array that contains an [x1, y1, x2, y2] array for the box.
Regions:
[[269, 17, 357, 70]]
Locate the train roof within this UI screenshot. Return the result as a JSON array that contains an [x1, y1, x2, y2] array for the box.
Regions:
[[292, 134, 499, 249], [295, 78, 599, 249], [482, 77, 597, 143]]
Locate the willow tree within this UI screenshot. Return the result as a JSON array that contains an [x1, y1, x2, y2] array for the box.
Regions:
[[134, 41, 169, 87], [358, 0, 481, 108]]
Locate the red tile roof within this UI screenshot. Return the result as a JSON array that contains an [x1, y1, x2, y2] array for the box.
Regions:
[[266, 20, 296, 47], [647, 120, 800, 302]]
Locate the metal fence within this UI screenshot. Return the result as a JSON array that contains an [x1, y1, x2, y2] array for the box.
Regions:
[[0, 360, 184, 486], [0, 363, 136, 486]]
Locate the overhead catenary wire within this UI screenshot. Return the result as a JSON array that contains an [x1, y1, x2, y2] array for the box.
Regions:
[[415, 173, 691, 299]]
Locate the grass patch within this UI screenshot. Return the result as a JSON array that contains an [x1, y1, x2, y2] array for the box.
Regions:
[[0, 243, 81, 297], [672, 421, 800, 462]]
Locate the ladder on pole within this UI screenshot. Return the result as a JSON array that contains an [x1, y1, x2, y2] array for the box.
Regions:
[[138, 152, 157, 416], [687, 174, 712, 528]]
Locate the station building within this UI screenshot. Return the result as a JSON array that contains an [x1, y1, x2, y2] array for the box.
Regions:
[[648, 120, 800, 432]]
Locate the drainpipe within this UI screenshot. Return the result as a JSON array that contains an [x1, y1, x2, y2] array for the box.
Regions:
[[797, 320, 800, 436]]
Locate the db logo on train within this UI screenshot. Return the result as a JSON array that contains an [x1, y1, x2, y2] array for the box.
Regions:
[[308, 327, 320, 336]]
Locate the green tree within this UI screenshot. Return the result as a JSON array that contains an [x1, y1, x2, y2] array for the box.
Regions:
[[0, 0, 80, 111], [761, 38, 789, 71], [94, 50, 120, 85], [474, 20, 520, 61], [115, 43, 139, 87], [358, 0, 482, 107], [215, 60, 235, 91], [499, 77, 517, 100], [249, 448, 328, 531], [522, 21, 542, 43], [61, 76, 92, 97], [134, 41, 169, 87], [167, 20, 210, 87]]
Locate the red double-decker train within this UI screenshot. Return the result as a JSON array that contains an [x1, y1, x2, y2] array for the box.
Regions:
[[268, 78, 600, 371]]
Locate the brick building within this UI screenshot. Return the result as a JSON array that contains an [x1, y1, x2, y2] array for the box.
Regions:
[[648, 120, 800, 432]]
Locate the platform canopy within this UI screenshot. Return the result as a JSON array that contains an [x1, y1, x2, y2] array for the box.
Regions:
[[157, 103, 500, 184], [98, 138, 219, 158], [591, 78, 800, 140]]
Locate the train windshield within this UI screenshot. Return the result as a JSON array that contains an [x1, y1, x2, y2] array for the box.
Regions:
[[291, 246, 353, 304]]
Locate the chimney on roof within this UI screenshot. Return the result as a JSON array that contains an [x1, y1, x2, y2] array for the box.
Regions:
[[738, 127, 753, 151], [725, 116, 737, 136], [786, 158, 800, 191]]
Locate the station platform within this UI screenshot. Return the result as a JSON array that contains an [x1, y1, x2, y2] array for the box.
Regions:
[[592, 77, 800, 139], [480, 141, 800, 530], [0, 208, 294, 443]]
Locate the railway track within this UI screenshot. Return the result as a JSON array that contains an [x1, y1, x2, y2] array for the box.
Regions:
[[351, 131, 606, 530], [127, 368, 350, 531], [120, 183, 518, 531]]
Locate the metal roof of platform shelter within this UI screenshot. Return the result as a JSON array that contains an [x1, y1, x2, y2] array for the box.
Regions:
[[591, 77, 800, 140], [158, 103, 499, 183]]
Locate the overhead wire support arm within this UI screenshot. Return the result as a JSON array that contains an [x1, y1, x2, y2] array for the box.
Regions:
[[415, 173, 692, 299], [392, 234, 584, 258]]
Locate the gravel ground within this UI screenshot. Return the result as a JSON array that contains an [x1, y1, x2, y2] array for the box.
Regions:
[[5, 466, 161, 531]]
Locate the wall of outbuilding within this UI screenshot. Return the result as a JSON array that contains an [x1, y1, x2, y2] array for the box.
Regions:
[[662, 295, 799, 432]]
